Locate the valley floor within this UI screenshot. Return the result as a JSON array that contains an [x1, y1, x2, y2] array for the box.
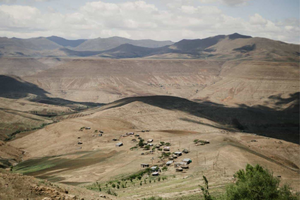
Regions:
[[6, 96, 300, 199]]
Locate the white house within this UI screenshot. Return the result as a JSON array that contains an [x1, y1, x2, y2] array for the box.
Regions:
[[116, 142, 123, 147]]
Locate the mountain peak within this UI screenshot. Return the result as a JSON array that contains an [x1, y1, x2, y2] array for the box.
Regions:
[[46, 36, 87, 47], [228, 33, 252, 40]]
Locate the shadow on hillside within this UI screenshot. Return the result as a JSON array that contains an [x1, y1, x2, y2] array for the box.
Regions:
[[0, 75, 103, 108], [106, 94, 299, 144]]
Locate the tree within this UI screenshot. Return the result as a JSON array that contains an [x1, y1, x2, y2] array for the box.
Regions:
[[200, 176, 214, 200], [95, 181, 101, 192], [225, 164, 297, 200], [139, 139, 145, 147]]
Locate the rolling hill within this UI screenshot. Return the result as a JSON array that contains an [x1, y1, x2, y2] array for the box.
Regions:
[[0, 32, 299, 199], [7, 95, 300, 199], [74, 36, 173, 51], [47, 36, 87, 48]]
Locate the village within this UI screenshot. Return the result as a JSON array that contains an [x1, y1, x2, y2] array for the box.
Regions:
[[77, 127, 210, 178]]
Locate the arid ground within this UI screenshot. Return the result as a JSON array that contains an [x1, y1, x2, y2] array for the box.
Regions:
[[0, 53, 298, 199]]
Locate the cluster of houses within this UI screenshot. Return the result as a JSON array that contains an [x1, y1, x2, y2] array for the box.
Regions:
[[139, 138, 192, 176], [167, 150, 192, 172], [122, 132, 135, 137], [76, 127, 106, 146], [140, 155, 192, 176], [115, 132, 136, 147], [79, 127, 91, 131]]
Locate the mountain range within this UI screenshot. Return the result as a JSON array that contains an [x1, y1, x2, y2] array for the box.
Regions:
[[0, 33, 299, 61]]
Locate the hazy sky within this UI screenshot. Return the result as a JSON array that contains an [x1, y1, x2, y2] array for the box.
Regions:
[[0, 0, 299, 43]]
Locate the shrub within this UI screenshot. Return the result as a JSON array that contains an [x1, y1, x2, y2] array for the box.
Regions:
[[225, 164, 297, 200], [107, 188, 117, 196], [144, 145, 150, 150], [200, 164, 298, 200], [130, 146, 138, 150], [139, 139, 145, 147], [142, 197, 163, 200], [161, 152, 171, 158]]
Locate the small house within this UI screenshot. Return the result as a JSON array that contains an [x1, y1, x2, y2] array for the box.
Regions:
[[166, 161, 173, 166], [182, 158, 192, 164], [163, 146, 170, 151], [181, 165, 189, 169], [85, 127, 91, 130], [176, 168, 183, 172], [149, 143, 153, 146], [151, 166, 158, 171], [135, 134, 140, 137], [147, 139, 153, 143], [112, 138, 118, 141], [141, 164, 150, 168], [126, 132, 134, 136], [152, 172, 159, 176], [174, 152, 182, 156], [98, 134, 102, 137], [116, 142, 123, 147], [78, 141, 82, 145], [174, 162, 185, 167], [182, 149, 189, 154]]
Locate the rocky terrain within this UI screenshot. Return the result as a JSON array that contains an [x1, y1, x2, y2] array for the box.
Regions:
[[0, 33, 299, 199]]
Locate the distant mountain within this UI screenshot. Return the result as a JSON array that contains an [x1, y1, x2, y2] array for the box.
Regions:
[[74, 36, 174, 51], [168, 34, 227, 53], [0, 33, 298, 62], [0, 37, 61, 51], [141, 33, 299, 61], [47, 36, 87, 47], [98, 43, 159, 58], [94, 33, 299, 61]]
